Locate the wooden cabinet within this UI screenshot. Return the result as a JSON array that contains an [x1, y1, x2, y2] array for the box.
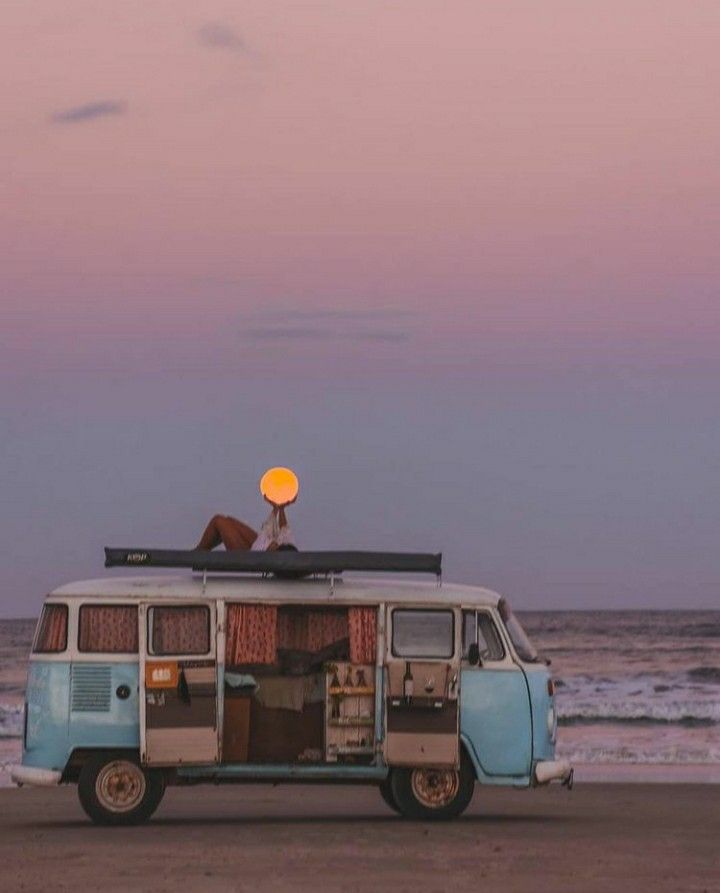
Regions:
[[324, 662, 375, 761], [222, 695, 250, 762]]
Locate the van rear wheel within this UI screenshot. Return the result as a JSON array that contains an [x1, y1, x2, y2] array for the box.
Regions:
[[389, 755, 475, 820], [78, 753, 165, 826]]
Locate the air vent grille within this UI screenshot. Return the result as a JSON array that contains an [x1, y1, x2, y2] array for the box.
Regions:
[[71, 665, 112, 712]]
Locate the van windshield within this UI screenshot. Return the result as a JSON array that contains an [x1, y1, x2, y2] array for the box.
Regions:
[[498, 599, 538, 663]]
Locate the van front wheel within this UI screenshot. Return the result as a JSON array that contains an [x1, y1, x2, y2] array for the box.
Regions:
[[389, 756, 475, 820], [78, 753, 165, 826]]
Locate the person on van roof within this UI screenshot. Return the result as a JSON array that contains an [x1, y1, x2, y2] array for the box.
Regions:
[[196, 503, 296, 553]]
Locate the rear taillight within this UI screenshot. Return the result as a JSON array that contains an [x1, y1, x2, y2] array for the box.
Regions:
[[547, 679, 555, 696]]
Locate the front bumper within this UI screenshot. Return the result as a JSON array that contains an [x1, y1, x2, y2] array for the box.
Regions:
[[534, 759, 573, 787], [10, 765, 62, 787]]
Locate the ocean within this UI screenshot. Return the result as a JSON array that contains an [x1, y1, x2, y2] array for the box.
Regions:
[[1, 611, 718, 784]]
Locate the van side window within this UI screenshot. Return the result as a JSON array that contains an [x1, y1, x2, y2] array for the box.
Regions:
[[79, 605, 138, 653], [392, 609, 454, 658], [150, 606, 210, 655], [462, 610, 504, 661], [33, 604, 68, 653]]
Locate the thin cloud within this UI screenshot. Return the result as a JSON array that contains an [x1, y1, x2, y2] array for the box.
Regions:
[[197, 22, 246, 52], [244, 326, 408, 343], [51, 101, 126, 125], [263, 309, 416, 322]]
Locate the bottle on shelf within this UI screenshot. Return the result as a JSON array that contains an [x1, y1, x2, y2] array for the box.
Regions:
[[343, 667, 354, 689], [403, 661, 414, 703]]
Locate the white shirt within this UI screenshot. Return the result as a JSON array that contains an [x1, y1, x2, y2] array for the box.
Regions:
[[251, 510, 295, 551]]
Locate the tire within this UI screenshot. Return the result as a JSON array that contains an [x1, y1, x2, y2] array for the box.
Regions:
[[378, 777, 401, 814], [78, 752, 165, 826], [389, 753, 475, 821]]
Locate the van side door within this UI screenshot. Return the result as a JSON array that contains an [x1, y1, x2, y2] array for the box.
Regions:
[[139, 601, 219, 766], [384, 606, 460, 769], [460, 609, 532, 776]]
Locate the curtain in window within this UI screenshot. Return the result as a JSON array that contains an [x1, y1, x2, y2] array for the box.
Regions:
[[153, 607, 209, 654], [79, 605, 138, 653], [34, 604, 68, 653], [226, 604, 278, 665], [276, 608, 348, 652], [348, 607, 377, 664]]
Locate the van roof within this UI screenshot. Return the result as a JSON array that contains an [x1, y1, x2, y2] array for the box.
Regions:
[[49, 574, 502, 608]]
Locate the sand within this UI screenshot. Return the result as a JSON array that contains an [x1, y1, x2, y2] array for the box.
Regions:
[[0, 783, 717, 893]]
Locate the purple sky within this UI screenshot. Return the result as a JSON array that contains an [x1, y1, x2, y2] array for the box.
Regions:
[[2, 2, 719, 615]]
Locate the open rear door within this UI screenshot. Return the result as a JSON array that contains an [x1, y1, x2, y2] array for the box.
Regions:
[[384, 606, 460, 768], [139, 601, 219, 766]]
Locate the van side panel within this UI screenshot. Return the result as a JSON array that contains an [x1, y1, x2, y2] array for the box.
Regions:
[[68, 662, 140, 754], [23, 662, 71, 771], [23, 661, 140, 774], [459, 668, 532, 776]]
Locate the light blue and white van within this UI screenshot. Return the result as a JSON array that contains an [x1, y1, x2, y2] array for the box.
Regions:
[[12, 549, 572, 824]]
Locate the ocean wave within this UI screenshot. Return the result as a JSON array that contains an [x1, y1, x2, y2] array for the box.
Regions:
[[557, 693, 720, 724], [554, 668, 720, 695], [525, 625, 720, 642], [688, 666, 720, 682]]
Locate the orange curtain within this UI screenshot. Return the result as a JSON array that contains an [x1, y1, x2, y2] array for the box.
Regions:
[[226, 604, 278, 665], [276, 608, 348, 652], [348, 607, 377, 664], [79, 605, 138, 653], [153, 606, 209, 654], [35, 604, 68, 653]]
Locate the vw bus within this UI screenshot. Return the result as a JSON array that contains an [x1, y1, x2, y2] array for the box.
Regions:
[[12, 549, 572, 824]]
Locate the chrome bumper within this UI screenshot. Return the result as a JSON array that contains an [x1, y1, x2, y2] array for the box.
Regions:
[[534, 759, 573, 787], [10, 765, 62, 787]]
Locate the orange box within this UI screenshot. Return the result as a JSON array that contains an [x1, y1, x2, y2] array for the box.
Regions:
[[145, 661, 178, 689]]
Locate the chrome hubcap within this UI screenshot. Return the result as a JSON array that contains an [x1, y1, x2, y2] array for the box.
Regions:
[[411, 768, 460, 808], [95, 760, 146, 813]]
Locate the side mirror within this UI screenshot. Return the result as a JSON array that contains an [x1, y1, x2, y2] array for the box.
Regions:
[[467, 643, 481, 666]]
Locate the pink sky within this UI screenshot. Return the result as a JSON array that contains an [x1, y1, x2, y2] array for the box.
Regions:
[[3, 1, 720, 373], [1, 3, 719, 612]]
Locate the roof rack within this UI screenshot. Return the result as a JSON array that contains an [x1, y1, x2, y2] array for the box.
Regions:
[[104, 548, 442, 577]]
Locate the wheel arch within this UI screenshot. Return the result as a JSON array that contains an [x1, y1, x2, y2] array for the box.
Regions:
[[460, 736, 482, 780], [62, 747, 142, 783]]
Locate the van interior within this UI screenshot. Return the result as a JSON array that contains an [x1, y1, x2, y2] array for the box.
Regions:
[[223, 604, 377, 764]]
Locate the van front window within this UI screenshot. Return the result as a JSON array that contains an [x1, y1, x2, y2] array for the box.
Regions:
[[498, 599, 538, 663]]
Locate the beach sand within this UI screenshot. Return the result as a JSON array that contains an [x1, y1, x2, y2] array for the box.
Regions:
[[0, 783, 717, 892]]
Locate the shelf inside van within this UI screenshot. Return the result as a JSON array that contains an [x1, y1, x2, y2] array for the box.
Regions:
[[327, 687, 375, 696], [328, 717, 374, 728], [325, 662, 376, 763], [330, 745, 375, 756]]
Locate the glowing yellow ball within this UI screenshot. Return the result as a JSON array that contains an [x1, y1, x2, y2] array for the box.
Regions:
[[260, 467, 299, 507]]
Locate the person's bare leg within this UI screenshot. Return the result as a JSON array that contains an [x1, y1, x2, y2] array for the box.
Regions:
[[196, 515, 257, 550], [196, 515, 223, 550]]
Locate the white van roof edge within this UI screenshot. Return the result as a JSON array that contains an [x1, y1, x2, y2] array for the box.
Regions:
[[48, 574, 501, 607]]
